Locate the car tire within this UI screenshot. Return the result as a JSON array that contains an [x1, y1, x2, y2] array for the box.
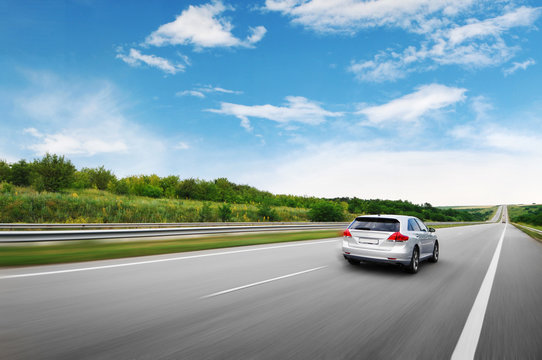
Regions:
[[429, 241, 439, 263], [347, 258, 360, 265], [406, 247, 419, 274]]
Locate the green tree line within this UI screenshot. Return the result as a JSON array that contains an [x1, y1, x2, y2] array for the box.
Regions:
[[0, 154, 490, 222]]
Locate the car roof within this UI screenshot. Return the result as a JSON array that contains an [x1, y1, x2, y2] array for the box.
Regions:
[[354, 214, 418, 222]]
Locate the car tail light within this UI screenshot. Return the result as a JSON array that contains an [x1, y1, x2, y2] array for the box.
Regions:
[[388, 232, 409, 241], [343, 229, 352, 237]]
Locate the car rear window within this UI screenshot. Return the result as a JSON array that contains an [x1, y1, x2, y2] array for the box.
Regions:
[[349, 217, 400, 232]]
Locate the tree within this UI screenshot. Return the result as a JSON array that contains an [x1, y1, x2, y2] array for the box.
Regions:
[[85, 166, 116, 190], [0, 160, 10, 182], [32, 153, 76, 192], [308, 201, 345, 222], [10, 160, 32, 186]]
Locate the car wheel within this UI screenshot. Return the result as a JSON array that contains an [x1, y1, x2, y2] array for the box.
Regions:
[[347, 258, 360, 265], [429, 241, 439, 263], [406, 247, 419, 274]]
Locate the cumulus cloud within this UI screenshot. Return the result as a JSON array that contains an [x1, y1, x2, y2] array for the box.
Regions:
[[116, 48, 187, 74], [503, 58, 536, 76], [358, 84, 466, 124], [207, 96, 343, 131], [145, 1, 266, 49]]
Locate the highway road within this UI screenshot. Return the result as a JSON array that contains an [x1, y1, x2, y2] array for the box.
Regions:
[[1, 221, 541, 359]]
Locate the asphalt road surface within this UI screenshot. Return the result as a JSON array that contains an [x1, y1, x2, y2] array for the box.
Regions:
[[1, 222, 541, 359]]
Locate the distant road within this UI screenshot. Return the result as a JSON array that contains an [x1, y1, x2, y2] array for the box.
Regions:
[[1, 221, 541, 359]]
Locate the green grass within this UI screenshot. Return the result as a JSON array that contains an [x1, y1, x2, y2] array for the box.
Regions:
[[0, 187, 309, 223], [513, 223, 542, 243], [0, 230, 341, 267]]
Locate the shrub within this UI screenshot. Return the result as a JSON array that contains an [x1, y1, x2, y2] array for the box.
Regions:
[[308, 201, 345, 222], [257, 202, 279, 221], [0, 181, 14, 194], [141, 184, 163, 198], [32, 154, 76, 192], [199, 202, 215, 222], [83, 166, 116, 190], [218, 203, 232, 222]]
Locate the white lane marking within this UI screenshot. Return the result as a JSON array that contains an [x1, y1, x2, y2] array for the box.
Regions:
[[0, 239, 337, 280], [201, 266, 327, 299], [451, 224, 507, 360]]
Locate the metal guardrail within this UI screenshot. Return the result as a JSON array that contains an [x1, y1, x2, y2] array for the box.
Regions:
[[0, 222, 347, 230], [0, 220, 492, 243], [0, 224, 348, 243], [513, 223, 542, 235]]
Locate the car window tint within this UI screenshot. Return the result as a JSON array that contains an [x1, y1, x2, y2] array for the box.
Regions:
[[350, 218, 399, 232], [415, 219, 428, 231], [408, 219, 421, 231]]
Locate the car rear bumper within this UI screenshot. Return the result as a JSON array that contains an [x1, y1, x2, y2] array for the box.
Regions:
[[342, 243, 412, 265]]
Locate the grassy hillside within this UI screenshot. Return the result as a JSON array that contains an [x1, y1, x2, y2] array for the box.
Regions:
[[0, 187, 309, 223], [509, 204, 542, 227]]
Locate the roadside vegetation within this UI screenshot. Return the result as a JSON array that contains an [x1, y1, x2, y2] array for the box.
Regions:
[[1, 154, 492, 223], [0, 230, 341, 267], [509, 204, 542, 242], [509, 204, 542, 227]]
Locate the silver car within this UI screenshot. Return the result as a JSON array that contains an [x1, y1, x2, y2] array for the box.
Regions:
[[342, 215, 439, 273]]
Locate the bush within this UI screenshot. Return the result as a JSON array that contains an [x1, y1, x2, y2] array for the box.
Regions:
[[198, 202, 214, 222], [32, 154, 76, 192], [141, 184, 163, 198], [0, 181, 14, 194], [257, 202, 279, 221], [218, 203, 232, 222], [82, 166, 116, 190], [308, 201, 345, 222]]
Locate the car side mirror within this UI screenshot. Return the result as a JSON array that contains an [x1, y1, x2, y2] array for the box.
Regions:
[[428, 227, 436, 233]]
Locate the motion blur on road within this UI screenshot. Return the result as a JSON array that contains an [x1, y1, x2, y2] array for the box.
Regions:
[[1, 209, 541, 359]]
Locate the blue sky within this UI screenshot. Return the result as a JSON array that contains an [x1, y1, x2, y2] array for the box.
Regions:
[[1, 0, 541, 205]]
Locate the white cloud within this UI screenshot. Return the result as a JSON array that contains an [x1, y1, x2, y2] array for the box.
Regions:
[[503, 58, 536, 76], [145, 1, 266, 49], [116, 48, 186, 74], [177, 90, 206, 98], [264, 0, 476, 34], [347, 6, 542, 82], [11, 74, 171, 175], [25, 128, 128, 156], [451, 124, 542, 155], [176, 85, 242, 98], [447, 6, 541, 45], [358, 84, 466, 124], [207, 96, 343, 130]]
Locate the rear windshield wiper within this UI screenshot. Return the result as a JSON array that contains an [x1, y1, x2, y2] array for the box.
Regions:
[[352, 227, 371, 230]]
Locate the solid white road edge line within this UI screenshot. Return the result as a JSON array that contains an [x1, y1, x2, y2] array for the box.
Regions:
[[0, 239, 337, 280], [451, 224, 507, 360], [201, 266, 328, 299]]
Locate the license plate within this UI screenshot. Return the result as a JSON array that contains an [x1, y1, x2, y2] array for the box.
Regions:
[[358, 238, 378, 245]]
